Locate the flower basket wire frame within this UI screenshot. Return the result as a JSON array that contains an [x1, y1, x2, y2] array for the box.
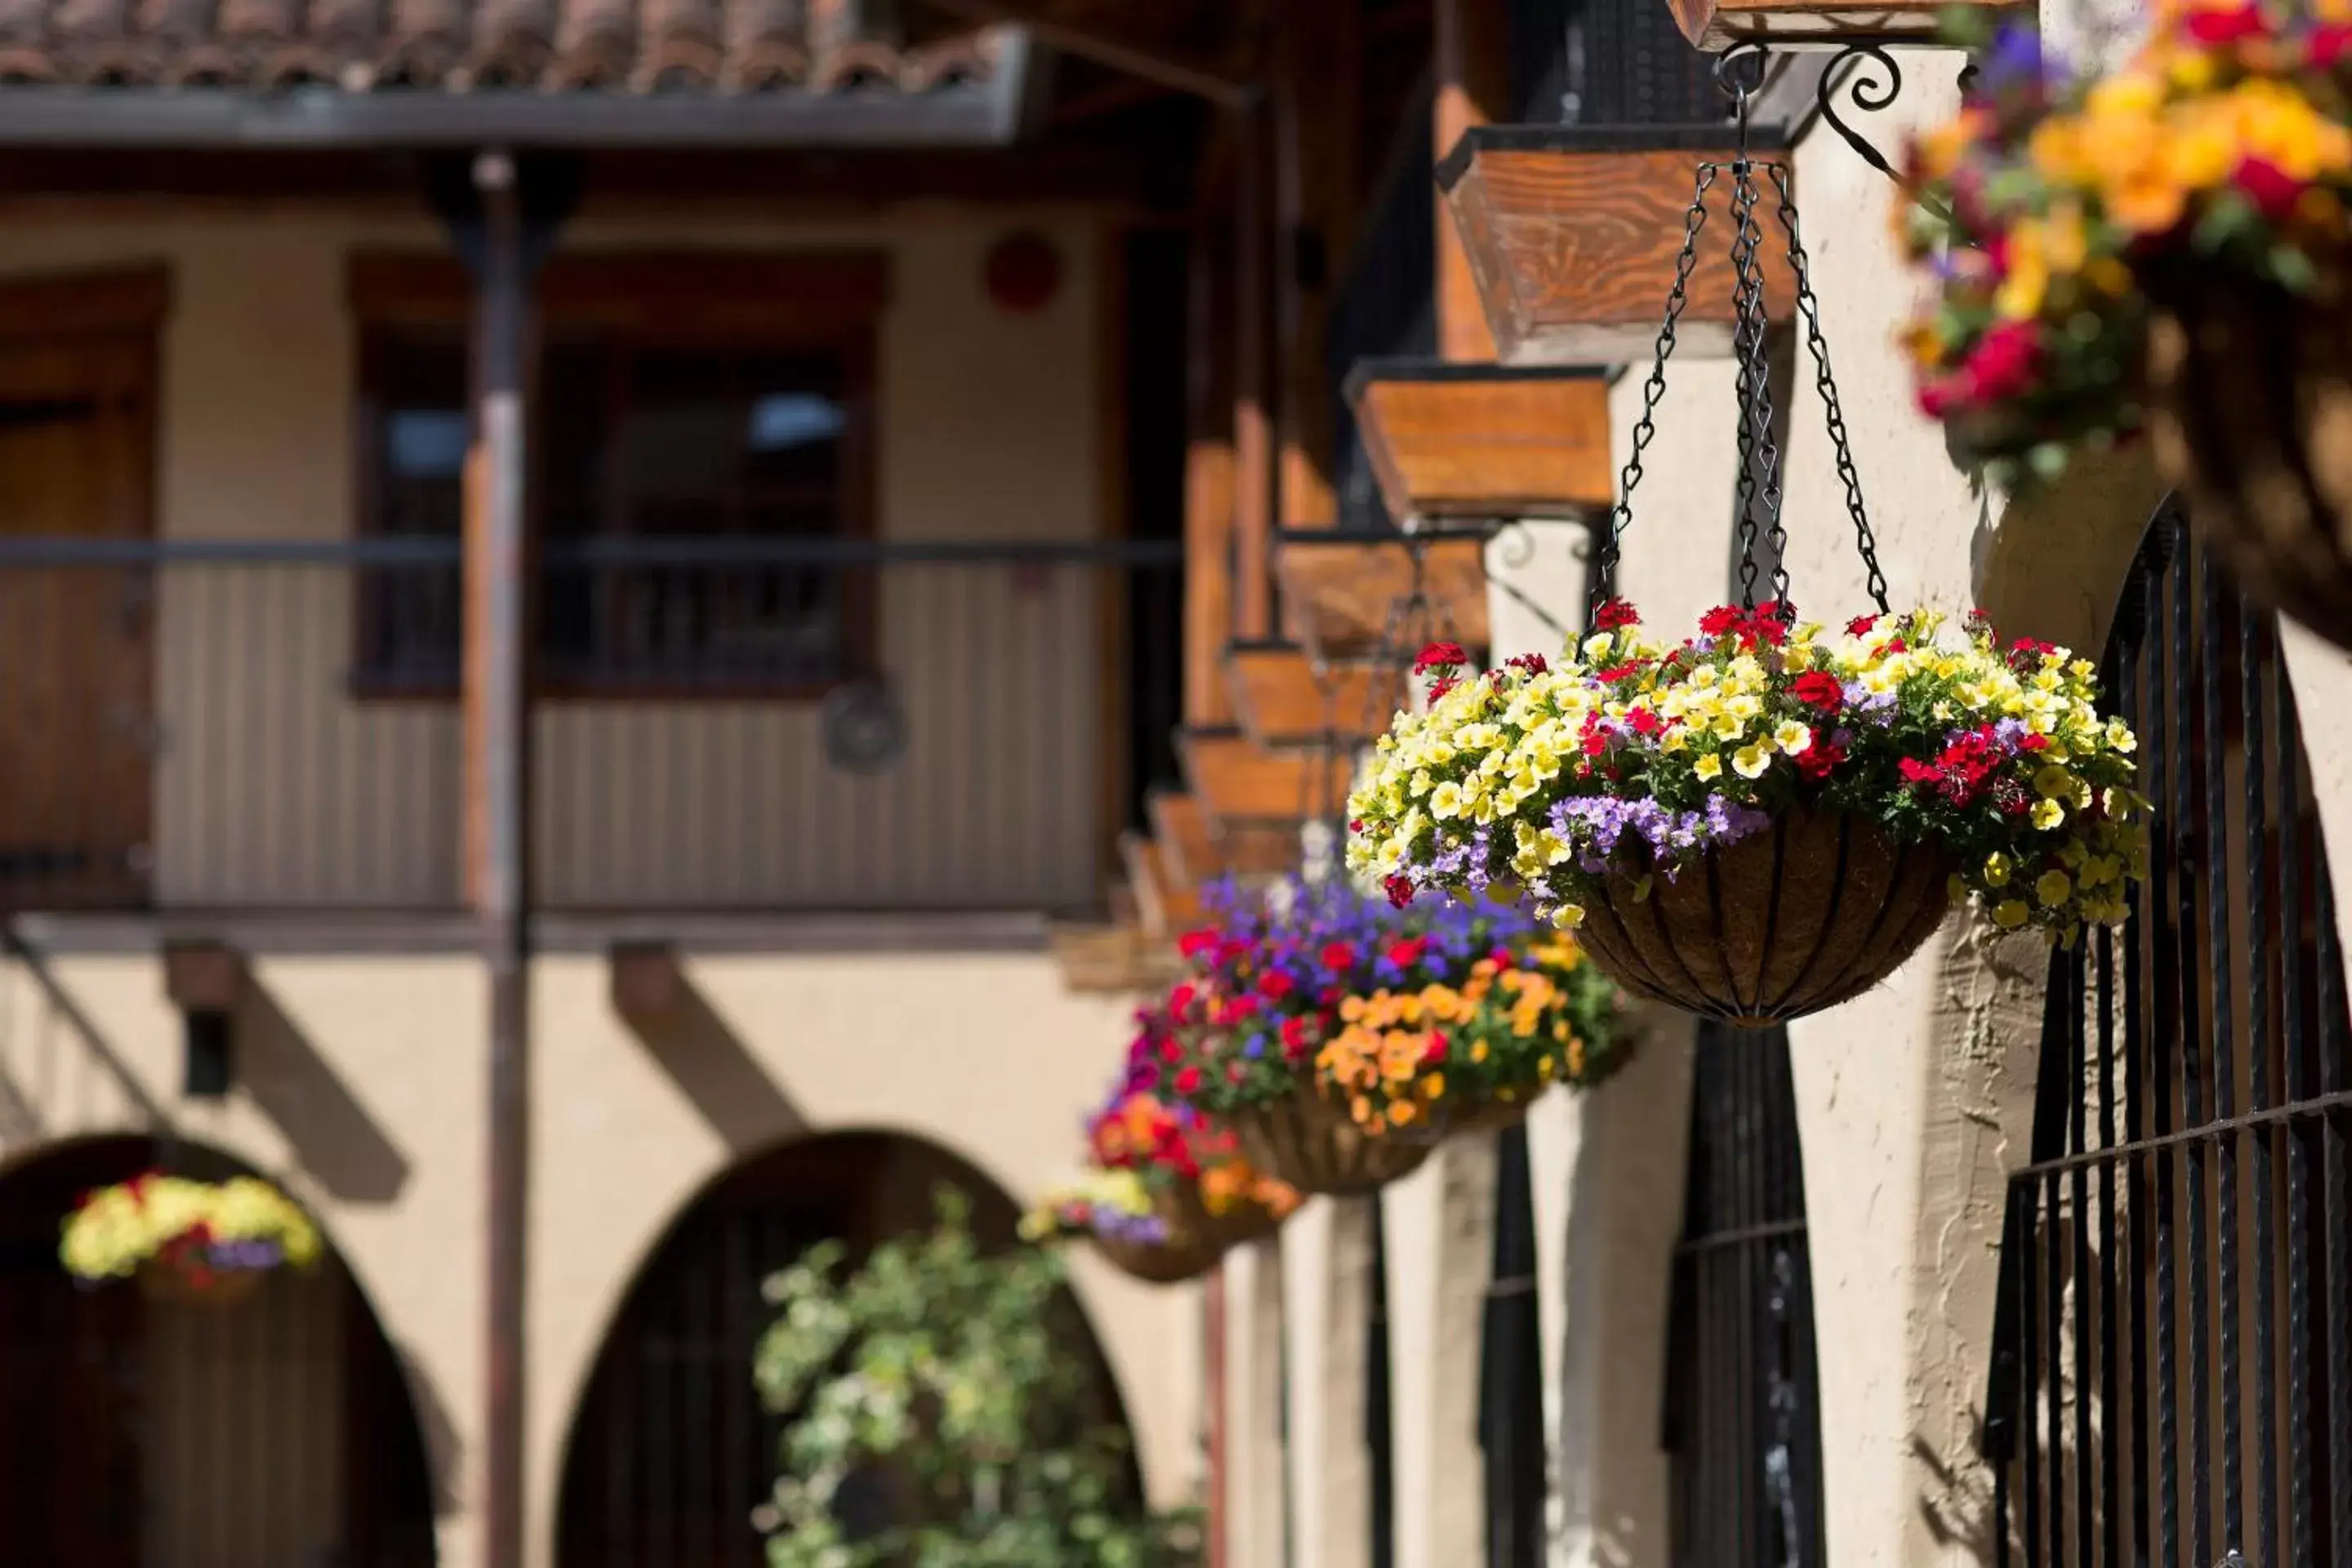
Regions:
[[1569, 51, 1953, 1024]]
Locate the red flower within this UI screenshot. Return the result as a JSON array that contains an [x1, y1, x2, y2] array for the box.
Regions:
[[1792, 670, 1846, 711], [1158, 1037, 1183, 1064], [1428, 676, 1460, 701], [1177, 928, 1219, 960], [1421, 1031, 1450, 1065], [1846, 613, 1881, 637], [1281, 1016, 1312, 1058], [2184, 2, 2265, 44], [1169, 982, 1196, 1018], [1320, 941, 1356, 973], [1626, 706, 1663, 736], [1258, 969, 1295, 1000], [2019, 733, 2051, 753], [1793, 730, 1845, 782], [1593, 598, 1642, 630], [1899, 757, 1944, 786], [1597, 662, 1648, 684], [1388, 936, 1428, 969], [2313, 20, 2352, 66], [1383, 874, 1416, 909], [1413, 640, 1468, 675], [2236, 156, 2306, 221], [1506, 652, 1551, 675], [1965, 320, 2042, 404], [1488, 947, 1513, 967], [1699, 605, 1742, 638]]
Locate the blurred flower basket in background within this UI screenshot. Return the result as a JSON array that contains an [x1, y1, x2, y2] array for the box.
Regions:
[[60, 1173, 322, 1307], [1902, 2, 2352, 648]]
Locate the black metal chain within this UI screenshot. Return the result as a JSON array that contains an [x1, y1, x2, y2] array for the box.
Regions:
[[1769, 162, 1889, 615], [1590, 163, 1718, 617], [1595, 42, 1893, 623]]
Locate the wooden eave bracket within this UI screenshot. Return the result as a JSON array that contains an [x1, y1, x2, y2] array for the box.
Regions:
[[1343, 356, 1615, 527], [1436, 123, 1799, 367]]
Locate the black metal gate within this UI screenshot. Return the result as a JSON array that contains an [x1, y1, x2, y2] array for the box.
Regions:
[[1985, 499, 2352, 1568], [1482, 1124, 1548, 1568], [1663, 1021, 1828, 1568]]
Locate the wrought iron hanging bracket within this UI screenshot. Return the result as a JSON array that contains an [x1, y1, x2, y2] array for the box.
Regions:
[[1712, 39, 1984, 190]]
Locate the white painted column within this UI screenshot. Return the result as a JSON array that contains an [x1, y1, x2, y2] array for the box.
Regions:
[[1541, 1010, 1697, 1568], [1224, 1236, 1290, 1568], [1281, 1196, 1374, 1568], [1382, 1131, 1495, 1568]]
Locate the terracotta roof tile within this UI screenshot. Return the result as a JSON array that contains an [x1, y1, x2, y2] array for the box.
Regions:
[[0, 0, 998, 91]]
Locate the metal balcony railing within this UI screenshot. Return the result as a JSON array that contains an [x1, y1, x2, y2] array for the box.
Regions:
[[0, 536, 1180, 919]]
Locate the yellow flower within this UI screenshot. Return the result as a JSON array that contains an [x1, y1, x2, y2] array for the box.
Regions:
[[1471, 1041, 1490, 1063], [1995, 222, 2050, 319], [1389, 1102, 1419, 1127], [1733, 743, 1773, 780], [1694, 753, 1724, 782], [1993, 900, 2032, 930], [2032, 798, 2067, 831], [1424, 1072, 1447, 1101], [2036, 869, 2074, 907], [1983, 852, 2011, 888], [1773, 720, 1813, 754]]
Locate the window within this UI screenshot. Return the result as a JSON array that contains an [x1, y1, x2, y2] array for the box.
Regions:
[[348, 252, 885, 697]]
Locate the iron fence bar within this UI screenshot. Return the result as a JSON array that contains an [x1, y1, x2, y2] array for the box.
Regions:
[[2316, 826, 2352, 1562], [2094, 922, 2123, 1568], [2069, 947, 2095, 1568], [2117, 617, 2154, 1568], [2202, 555, 2246, 1556], [2242, 587, 2279, 1568], [2172, 540, 2214, 1568], [2278, 616, 2316, 1566], [2148, 520, 2182, 1568], [2012, 1088, 2352, 1179], [1669, 1216, 1808, 1255]]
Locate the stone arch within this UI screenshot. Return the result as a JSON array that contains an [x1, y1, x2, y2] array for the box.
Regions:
[[549, 1125, 1143, 1568], [0, 1130, 439, 1568]]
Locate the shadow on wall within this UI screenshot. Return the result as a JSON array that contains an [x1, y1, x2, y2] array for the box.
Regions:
[[238, 976, 412, 1203], [609, 945, 808, 1152], [5, 934, 169, 1131]]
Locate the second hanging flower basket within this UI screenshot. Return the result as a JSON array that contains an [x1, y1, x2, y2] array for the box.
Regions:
[[1147, 875, 1631, 1192]]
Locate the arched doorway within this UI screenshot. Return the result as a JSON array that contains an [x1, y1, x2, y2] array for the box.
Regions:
[[555, 1129, 1138, 1568], [0, 1134, 438, 1568]]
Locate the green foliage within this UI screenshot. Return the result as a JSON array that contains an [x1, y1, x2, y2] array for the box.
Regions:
[[751, 1187, 1201, 1568]]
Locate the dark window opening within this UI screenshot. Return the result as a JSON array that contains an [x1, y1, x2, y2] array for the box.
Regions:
[[350, 255, 880, 699], [1664, 1022, 1827, 1568]]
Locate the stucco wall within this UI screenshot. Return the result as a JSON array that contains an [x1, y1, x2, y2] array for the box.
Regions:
[[0, 208, 1108, 911], [0, 943, 1201, 1568]]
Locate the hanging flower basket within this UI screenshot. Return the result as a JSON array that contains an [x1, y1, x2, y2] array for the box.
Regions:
[[1143, 874, 1630, 1190], [1021, 1082, 1299, 1285], [1349, 608, 2147, 1025], [62, 1173, 321, 1305], [1899, 8, 2352, 648]]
